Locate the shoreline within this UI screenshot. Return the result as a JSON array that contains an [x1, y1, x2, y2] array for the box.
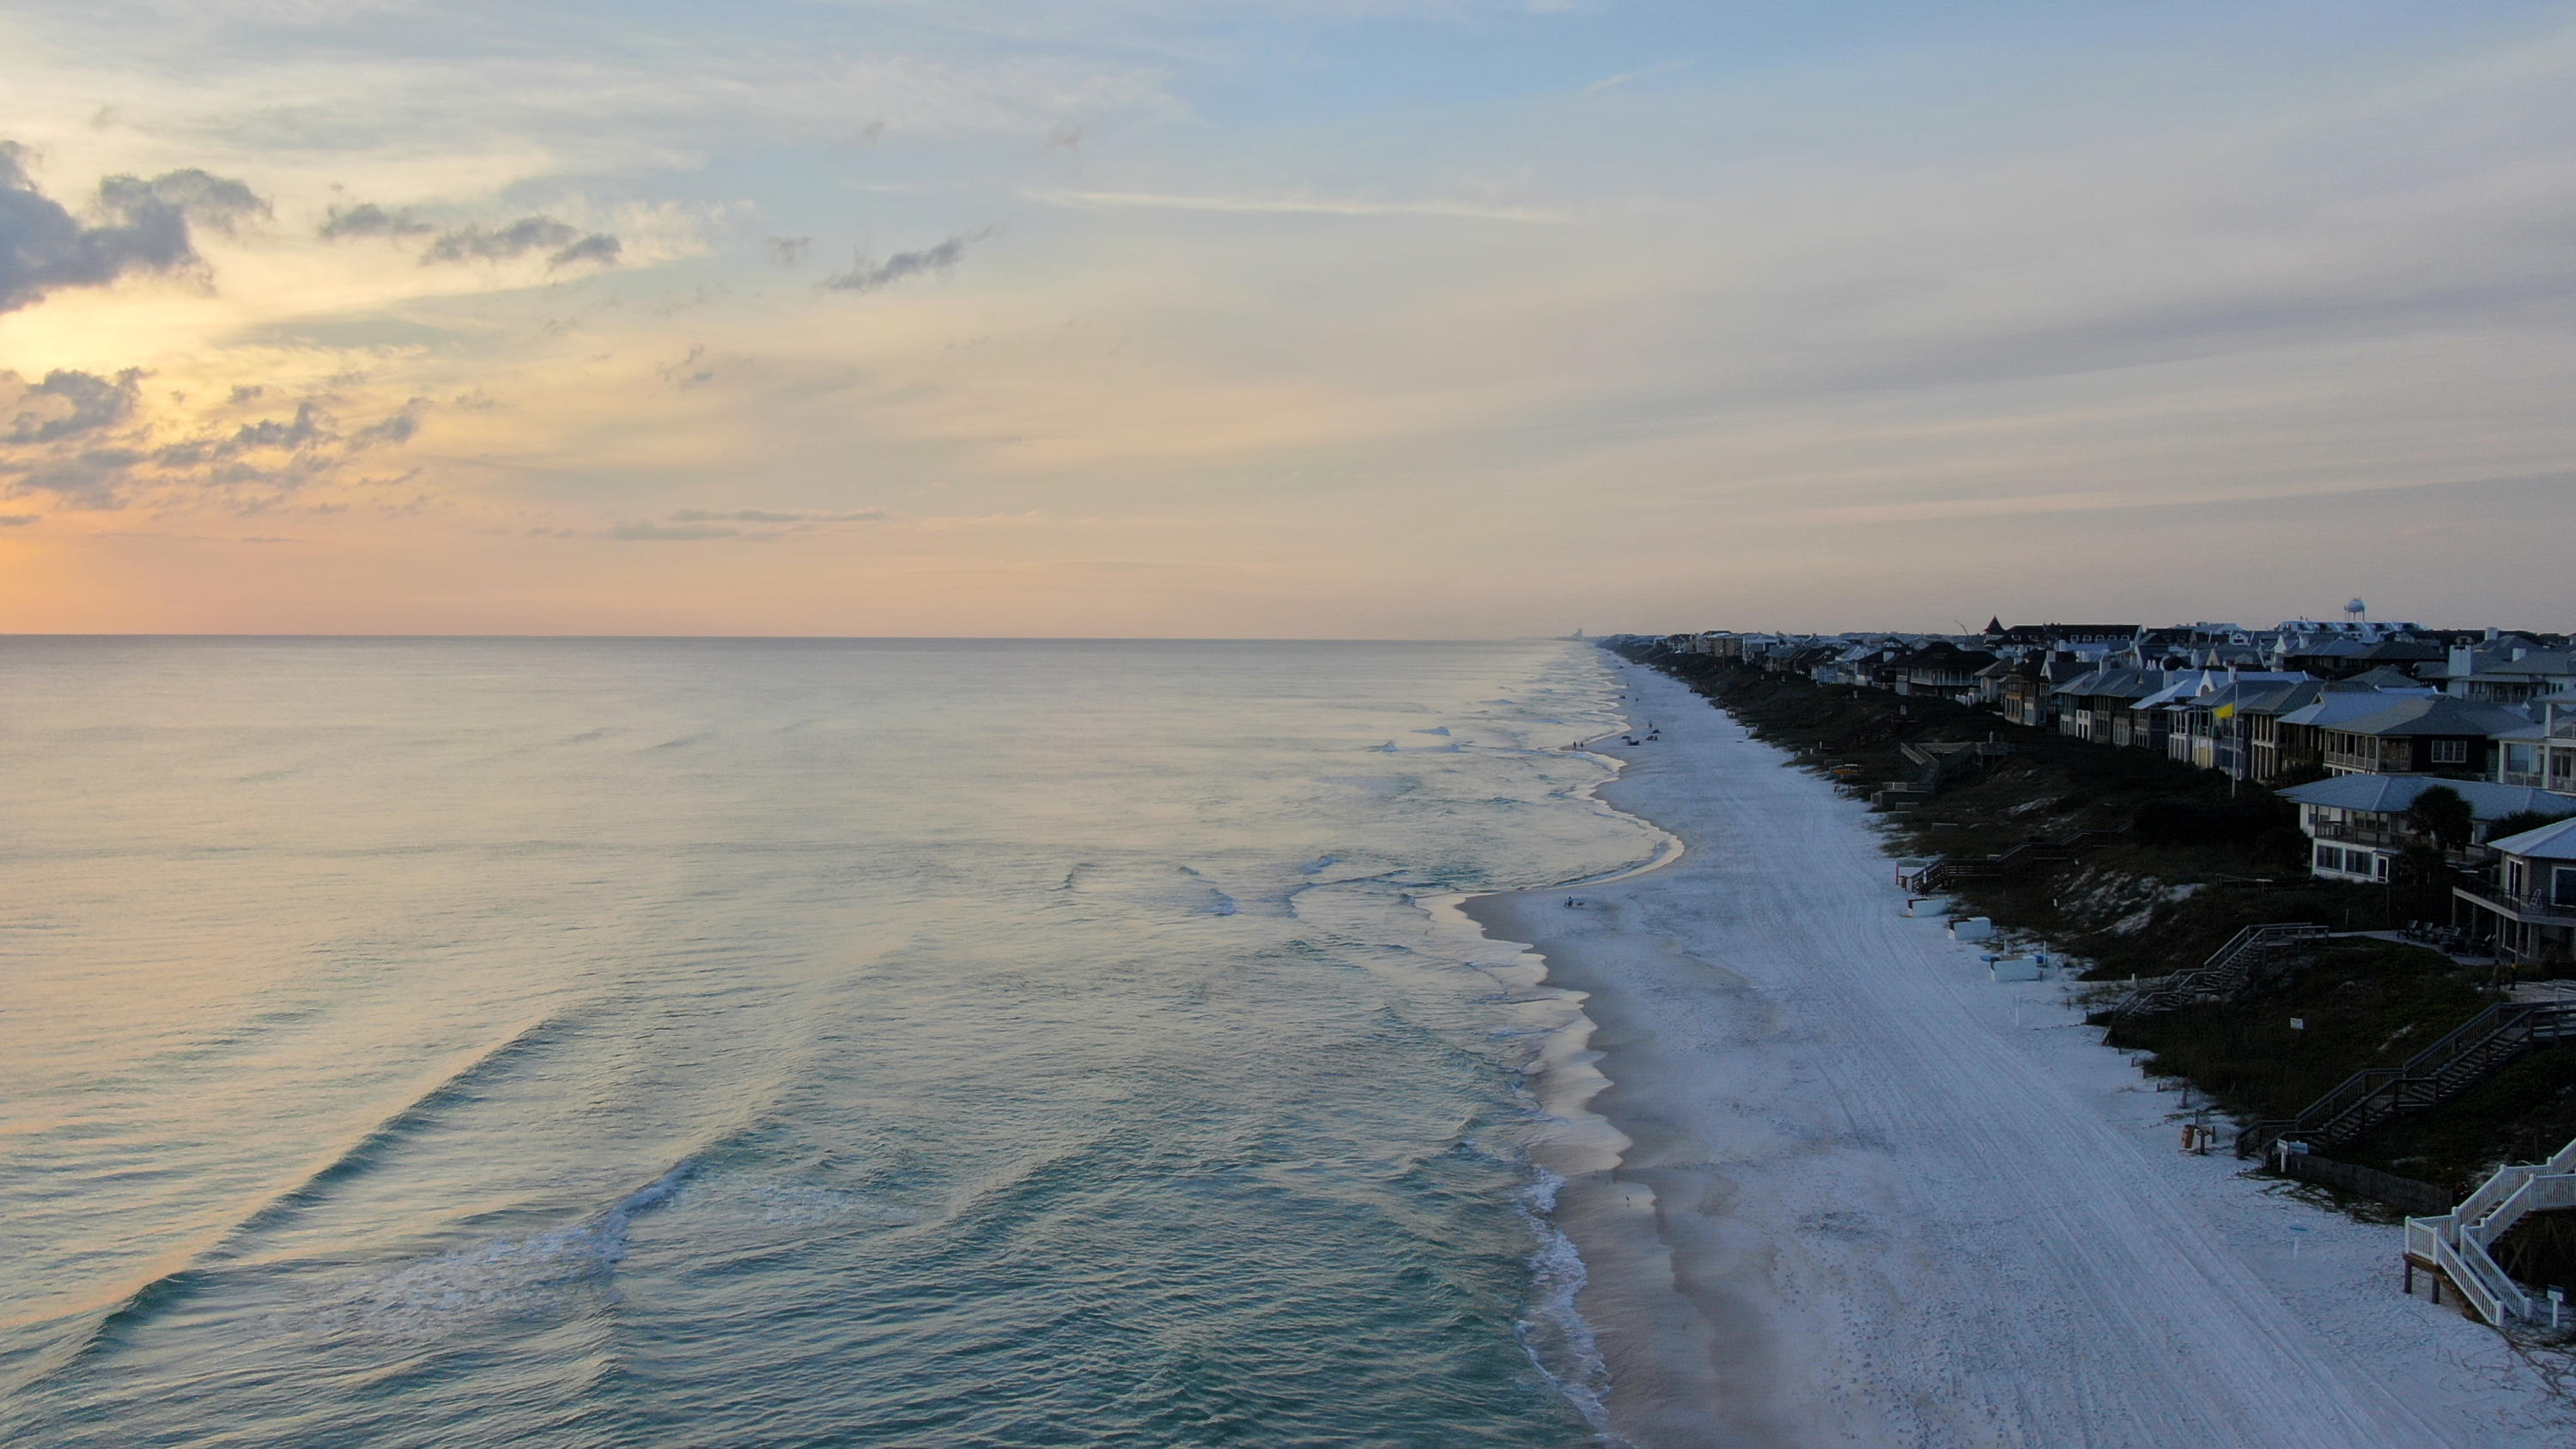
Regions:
[[1463, 652, 2573, 1448]]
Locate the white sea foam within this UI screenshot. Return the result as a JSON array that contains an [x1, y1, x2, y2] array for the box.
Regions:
[[1513, 1169, 1622, 1445], [288, 1161, 695, 1341]]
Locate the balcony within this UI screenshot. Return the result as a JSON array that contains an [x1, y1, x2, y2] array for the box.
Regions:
[[2312, 821, 2410, 850], [2455, 881, 2576, 927]]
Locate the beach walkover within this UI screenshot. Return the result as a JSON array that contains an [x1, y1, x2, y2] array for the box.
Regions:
[[1467, 657, 2571, 1449]]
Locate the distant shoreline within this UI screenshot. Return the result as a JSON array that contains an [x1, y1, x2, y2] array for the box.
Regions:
[[1459, 650, 2571, 1447]]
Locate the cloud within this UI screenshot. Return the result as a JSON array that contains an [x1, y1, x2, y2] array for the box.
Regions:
[[0, 512, 37, 526], [606, 521, 742, 540], [318, 202, 434, 240], [669, 508, 892, 523], [546, 232, 622, 267], [4, 368, 144, 442], [820, 230, 987, 293], [764, 235, 812, 266], [228, 401, 336, 452], [0, 141, 269, 313], [3, 375, 428, 512], [420, 215, 622, 268], [15, 449, 148, 509], [1023, 189, 1559, 222], [100, 169, 268, 233], [606, 507, 896, 539], [353, 397, 428, 447], [1578, 58, 1690, 95], [322, 200, 623, 269]]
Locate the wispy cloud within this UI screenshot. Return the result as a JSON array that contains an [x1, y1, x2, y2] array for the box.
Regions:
[[1578, 58, 1689, 95], [1023, 190, 1560, 222], [606, 508, 896, 540], [821, 230, 988, 293], [321, 202, 622, 270], [1, 368, 429, 512], [605, 521, 744, 540], [670, 508, 893, 523]]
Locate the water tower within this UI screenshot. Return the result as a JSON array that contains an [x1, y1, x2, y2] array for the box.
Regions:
[[2344, 598, 2367, 628]]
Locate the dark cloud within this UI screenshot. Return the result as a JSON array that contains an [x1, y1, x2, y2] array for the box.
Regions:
[[17, 448, 148, 509], [821, 230, 987, 294], [323, 200, 623, 271], [420, 216, 621, 269], [228, 401, 336, 452], [0, 512, 37, 526], [99, 170, 267, 234], [547, 233, 622, 268], [5, 368, 144, 442], [764, 235, 812, 267], [3, 375, 426, 512], [353, 397, 428, 447], [0, 140, 269, 314], [318, 202, 434, 240]]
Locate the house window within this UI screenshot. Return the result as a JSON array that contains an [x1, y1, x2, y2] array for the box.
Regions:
[[2555, 867, 2576, 909], [2373, 855, 2391, 881], [2315, 844, 2344, 872], [2429, 739, 2468, 765]]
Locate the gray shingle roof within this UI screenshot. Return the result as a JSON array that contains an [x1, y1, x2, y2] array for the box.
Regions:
[[2490, 814, 2576, 861], [2278, 776, 2576, 820], [2322, 697, 2535, 739]]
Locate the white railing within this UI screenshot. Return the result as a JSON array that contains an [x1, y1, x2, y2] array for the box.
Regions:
[[2478, 1175, 2576, 1247], [2452, 1166, 2532, 1235], [2404, 1215, 2450, 1263], [2405, 1135, 2576, 1326], [2435, 1234, 2518, 1325]]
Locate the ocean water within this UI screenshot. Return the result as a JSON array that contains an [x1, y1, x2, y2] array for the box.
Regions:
[[0, 638, 1649, 1447]]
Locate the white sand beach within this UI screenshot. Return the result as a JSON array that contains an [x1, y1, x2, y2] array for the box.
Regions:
[[1467, 657, 2574, 1449]]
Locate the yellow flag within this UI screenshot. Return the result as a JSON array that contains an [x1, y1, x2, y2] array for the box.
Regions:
[[2213, 702, 2236, 720]]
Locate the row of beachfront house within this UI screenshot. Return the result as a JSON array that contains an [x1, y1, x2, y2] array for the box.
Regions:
[[1632, 619, 2576, 968]]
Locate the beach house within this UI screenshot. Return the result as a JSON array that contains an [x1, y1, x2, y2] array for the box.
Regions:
[[2454, 816, 2576, 969], [2280, 776, 2576, 885], [2436, 639, 2576, 705], [2494, 699, 2576, 794], [2306, 697, 2533, 777]]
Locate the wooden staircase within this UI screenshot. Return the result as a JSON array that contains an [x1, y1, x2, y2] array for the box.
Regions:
[[1911, 829, 2125, 894], [2237, 1001, 2576, 1162], [2403, 1135, 2576, 1327], [2105, 923, 2327, 1023]]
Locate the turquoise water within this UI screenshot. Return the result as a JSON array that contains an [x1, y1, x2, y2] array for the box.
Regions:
[[0, 639, 1647, 1446]]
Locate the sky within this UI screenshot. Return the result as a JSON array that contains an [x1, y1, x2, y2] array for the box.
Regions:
[[3, 0, 2573, 636]]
